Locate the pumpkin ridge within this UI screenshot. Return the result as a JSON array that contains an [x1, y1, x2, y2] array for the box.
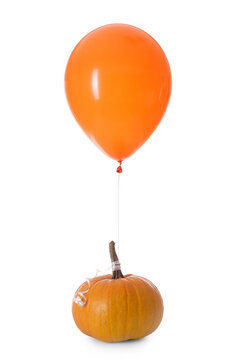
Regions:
[[135, 275, 159, 292], [86, 279, 100, 338], [87, 278, 110, 338], [124, 277, 137, 339], [125, 276, 142, 339], [137, 276, 163, 332], [107, 281, 114, 342], [136, 276, 156, 334], [123, 279, 129, 340]]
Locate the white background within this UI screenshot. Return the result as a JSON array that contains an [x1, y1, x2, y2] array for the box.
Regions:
[[0, 0, 240, 359]]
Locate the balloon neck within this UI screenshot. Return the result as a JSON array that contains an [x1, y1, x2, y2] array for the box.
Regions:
[[116, 161, 123, 173]]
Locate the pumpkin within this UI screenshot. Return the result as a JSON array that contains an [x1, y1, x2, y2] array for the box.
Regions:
[[72, 241, 163, 342]]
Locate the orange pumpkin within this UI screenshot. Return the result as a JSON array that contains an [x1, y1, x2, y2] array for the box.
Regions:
[[72, 242, 163, 342]]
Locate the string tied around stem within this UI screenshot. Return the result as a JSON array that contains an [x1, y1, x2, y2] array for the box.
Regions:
[[73, 242, 123, 306]]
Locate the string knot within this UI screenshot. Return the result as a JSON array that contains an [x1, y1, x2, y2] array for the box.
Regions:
[[116, 161, 122, 173], [112, 260, 121, 271]]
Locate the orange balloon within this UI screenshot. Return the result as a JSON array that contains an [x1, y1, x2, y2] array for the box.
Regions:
[[65, 24, 171, 161]]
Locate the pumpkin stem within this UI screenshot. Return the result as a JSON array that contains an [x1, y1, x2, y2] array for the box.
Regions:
[[109, 241, 124, 279]]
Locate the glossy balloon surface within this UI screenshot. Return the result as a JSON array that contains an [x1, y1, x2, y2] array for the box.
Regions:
[[65, 24, 171, 161]]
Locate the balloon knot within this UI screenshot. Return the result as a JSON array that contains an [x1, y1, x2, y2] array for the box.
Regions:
[[116, 161, 123, 173]]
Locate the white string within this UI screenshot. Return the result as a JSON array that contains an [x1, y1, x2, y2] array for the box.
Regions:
[[73, 165, 122, 308], [73, 265, 113, 307], [73, 278, 91, 306], [112, 260, 121, 271], [117, 171, 120, 256]]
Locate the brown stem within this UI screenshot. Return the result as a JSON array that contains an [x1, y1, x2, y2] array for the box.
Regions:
[[109, 241, 124, 279]]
